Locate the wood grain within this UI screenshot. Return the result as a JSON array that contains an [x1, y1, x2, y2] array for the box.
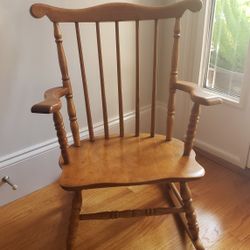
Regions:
[[184, 103, 200, 156], [1, 154, 250, 250], [53, 22, 80, 147], [30, 0, 202, 22], [31, 87, 68, 114], [79, 207, 184, 220], [96, 22, 109, 139], [174, 80, 222, 106], [135, 20, 140, 136], [150, 19, 159, 137], [166, 18, 180, 141], [167, 183, 204, 250], [67, 191, 82, 250], [53, 111, 69, 164], [180, 182, 200, 241], [75, 22, 94, 141], [59, 134, 205, 190], [27, 1, 224, 249], [115, 21, 124, 137]]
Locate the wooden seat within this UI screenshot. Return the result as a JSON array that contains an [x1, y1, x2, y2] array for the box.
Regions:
[[60, 134, 205, 190], [30, 0, 222, 249]]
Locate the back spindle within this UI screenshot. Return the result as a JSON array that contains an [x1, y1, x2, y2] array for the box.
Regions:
[[150, 19, 159, 137], [166, 18, 180, 141], [75, 22, 94, 141], [135, 20, 140, 136], [53, 22, 80, 146], [115, 21, 124, 137], [96, 22, 109, 139]]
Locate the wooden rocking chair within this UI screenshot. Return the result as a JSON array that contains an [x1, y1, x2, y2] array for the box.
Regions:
[[30, 0, 222, 249]]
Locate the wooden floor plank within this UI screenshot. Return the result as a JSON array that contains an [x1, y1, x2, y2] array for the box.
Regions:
[[0, 154, 250, 250]]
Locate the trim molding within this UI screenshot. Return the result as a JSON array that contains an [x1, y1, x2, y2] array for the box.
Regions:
[[0, 105, 150, 170], [0, 105, 151, 206], [195, 146, 250, 178], [157, 101, 244, 168], [194, 139, 242, 168], [0, 102, 246, 206]]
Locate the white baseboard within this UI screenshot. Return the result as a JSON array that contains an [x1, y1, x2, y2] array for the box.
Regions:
[[0, 105, 151, 206], [194, 139, 242, 168], [0, 102, 244, 206], [157, 101, 243, 168], [0, 148, 61, 206]]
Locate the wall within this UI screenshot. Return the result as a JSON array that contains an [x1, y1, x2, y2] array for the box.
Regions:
[[158, 0, 250, 169], [1, 0, 228, 206], [157, 0, 203, 139], [181, 0, 250, 168], [0, 0, 163, 205]]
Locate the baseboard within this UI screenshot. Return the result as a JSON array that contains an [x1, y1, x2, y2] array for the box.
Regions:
[[0, 148, 61, 206], [194, 139, 242, 168], [0, 105, 150, 206], [157, 100, 244, 169], [0, 105, 149, 171], [1, 102, 246, 206], [195, 146, 250, 178]]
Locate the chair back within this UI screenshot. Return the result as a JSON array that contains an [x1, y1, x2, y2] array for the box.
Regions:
[[30, 0, 202, 144]]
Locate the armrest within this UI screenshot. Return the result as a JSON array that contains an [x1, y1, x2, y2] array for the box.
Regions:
[[174, 80, 223, 106], [31, 87, 69, 114]]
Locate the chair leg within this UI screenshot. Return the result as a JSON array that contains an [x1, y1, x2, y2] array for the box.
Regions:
[[180, 182, 204, 250], [67, 191, 82, 250]]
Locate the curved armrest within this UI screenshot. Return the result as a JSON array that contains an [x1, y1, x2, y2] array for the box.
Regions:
[[174, 80, 223, 106], [31, 87, 69, 114]]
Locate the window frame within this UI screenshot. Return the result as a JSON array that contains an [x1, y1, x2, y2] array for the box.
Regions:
[[198, 0, 250, 108]]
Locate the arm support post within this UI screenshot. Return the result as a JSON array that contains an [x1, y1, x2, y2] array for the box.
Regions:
[[175, 80, 222, 156], [31, 86, 70, 164], [183, 103, 200, 156], [53, 111, 70, 164]]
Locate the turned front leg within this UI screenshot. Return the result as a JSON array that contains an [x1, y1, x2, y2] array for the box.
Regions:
[[67, 191, 82, 250], [53, 111, 69, 164], [180, 182, 199, 240]]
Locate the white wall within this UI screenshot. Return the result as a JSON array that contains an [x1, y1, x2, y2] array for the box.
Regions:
[[0, 0, 164, 205], [0, 0, 163, 157], [157, 0, 203, 139], [2, 0, 228, 206], [191, 0, 250, 168], [158, 0, 250, 169]]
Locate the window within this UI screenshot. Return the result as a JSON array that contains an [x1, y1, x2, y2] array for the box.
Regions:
[[204, 0, 250, 102]]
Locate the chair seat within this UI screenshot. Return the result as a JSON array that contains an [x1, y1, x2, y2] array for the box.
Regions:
[[59, 134, 205, 190]]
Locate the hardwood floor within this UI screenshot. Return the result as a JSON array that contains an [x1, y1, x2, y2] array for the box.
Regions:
[[1, 154, 250, 250]]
